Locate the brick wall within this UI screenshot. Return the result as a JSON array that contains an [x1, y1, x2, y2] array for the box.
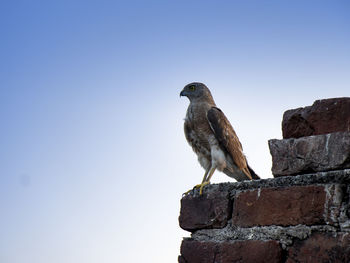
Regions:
[[178, 97, 350, 263]]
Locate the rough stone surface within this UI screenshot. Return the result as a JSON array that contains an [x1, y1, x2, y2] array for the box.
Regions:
[[232, 185, 342, 227], [228, 169, 350, 191], [287, 232, 350, 263], [178, 170, 350, 261], [179, 170, 350, 230], [193, 223, 337, 249], [179, 239, 282, 263], [179, 239, 216, 263], [282, 97, 350, 139], [269, 132, 350, 176], [179, 185, 232, 231]]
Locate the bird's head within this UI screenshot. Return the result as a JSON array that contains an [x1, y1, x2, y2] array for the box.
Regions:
[[180, 82, 214, 103]]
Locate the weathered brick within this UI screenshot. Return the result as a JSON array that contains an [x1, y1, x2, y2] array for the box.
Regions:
[[179, 239, 216, 263], [216, 241, 282, 263], [269, 132, 350, 177], [179, 239, 282, 263], [282, 97, 350, 139], [179, 187, 231, 231], [232, 185, 342, 227], [287, 232, 350, 263]]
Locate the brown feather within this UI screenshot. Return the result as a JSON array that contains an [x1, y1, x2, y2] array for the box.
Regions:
[[207, 107, 252, 179], [184, 103, 212, 153]]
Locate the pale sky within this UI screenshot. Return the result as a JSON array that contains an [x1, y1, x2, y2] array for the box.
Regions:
[[1, 0, 349, 262]]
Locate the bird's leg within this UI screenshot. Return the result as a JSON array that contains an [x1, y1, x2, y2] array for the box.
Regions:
[[200, 168, 210, 184], [183, 168, 210, 195], [199, 167, 216, 195], [204, 167, 216, 183]]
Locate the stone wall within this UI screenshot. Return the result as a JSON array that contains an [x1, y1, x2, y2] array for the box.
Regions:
[[178, 97, 350, 263]]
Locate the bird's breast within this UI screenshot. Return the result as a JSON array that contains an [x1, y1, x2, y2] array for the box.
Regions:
[[184, 108, 213, 161]]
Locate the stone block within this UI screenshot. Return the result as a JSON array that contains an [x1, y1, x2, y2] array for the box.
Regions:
[[232, 184, 342, 227], [179, 239, 282, 263], [179, 185, 231, 231], [269, 132, 350, 176], [287, 232, 350, 263], [282, 97, 350, 139], [179, 239, 216, 263]]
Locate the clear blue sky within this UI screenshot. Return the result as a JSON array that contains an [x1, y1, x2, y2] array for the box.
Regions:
[[1, 1, 349, 262]]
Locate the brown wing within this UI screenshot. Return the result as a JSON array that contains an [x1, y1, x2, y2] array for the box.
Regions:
[[207, 107, 252, 180]]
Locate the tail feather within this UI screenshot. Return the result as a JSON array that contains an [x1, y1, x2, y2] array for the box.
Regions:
[[223, 157, 260, 181], [248, 165, 260, 180]]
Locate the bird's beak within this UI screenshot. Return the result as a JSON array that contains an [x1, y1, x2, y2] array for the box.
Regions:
[[180, 89, 186, 97]]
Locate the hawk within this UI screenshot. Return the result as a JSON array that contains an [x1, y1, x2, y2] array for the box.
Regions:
[[180, 82, 259, 194]]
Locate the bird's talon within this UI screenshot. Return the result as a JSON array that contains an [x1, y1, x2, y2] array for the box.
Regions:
[[199, 181, 210, 195], [183, 182, 210, 196]]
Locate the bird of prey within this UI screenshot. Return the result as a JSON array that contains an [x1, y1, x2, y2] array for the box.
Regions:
[[180, 82, 259, 194]]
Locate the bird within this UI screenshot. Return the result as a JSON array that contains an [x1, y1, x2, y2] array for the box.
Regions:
[[180, 82, 259, 195]]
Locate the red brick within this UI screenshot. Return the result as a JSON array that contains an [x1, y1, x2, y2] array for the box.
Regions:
[[287, 232, 350, 263], [179, 190, 231, 231], [217, 241, 282, 263], [232, 185, 342, 227], [282, 97, 350, 139], [179, 240, 216, 263], [179, 239, 282, 263]]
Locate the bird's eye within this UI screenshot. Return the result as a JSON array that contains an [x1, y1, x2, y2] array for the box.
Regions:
[[189, 85, 196, 91]]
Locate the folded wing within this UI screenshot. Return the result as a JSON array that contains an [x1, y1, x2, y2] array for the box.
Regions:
[[207, 107, 252, 180]]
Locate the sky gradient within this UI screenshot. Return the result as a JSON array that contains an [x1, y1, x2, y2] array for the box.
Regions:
[[1, 1, 350, 262]]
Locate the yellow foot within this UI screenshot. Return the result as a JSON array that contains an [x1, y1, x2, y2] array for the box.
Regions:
[[199, 181, 209, 195], [183, 182, 210, 195]]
